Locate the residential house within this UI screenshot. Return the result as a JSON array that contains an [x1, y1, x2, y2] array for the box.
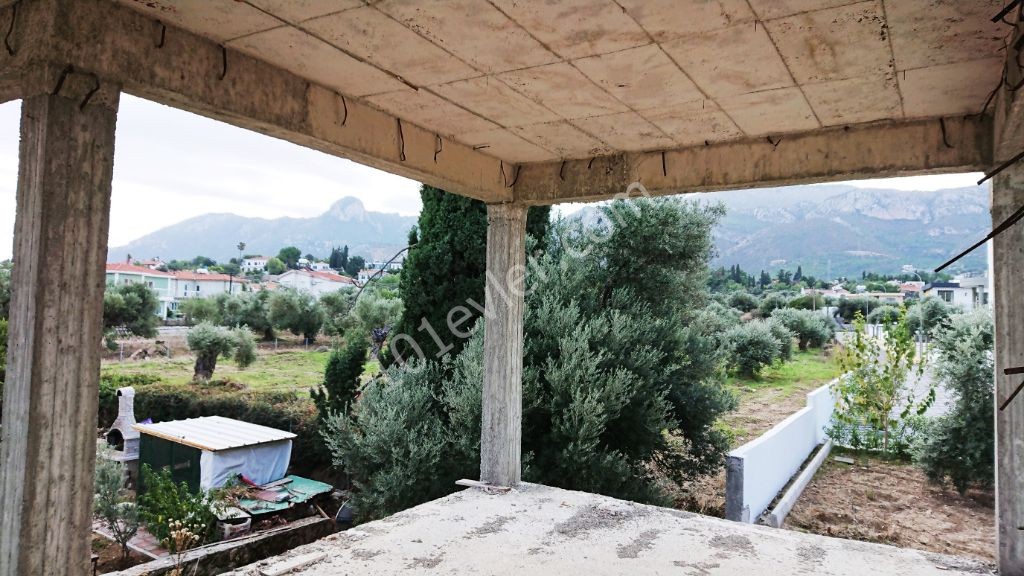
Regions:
[[172, 270, 247, 300], [366, 258, 403, 272], [356, 269, 375, 285], [899, 281, 925, 298], [924, 272, 990, 311], [241, 256, 270, 273], [309, 261, 332, 272], [277, 269, 356, 297], [105, 263, 177, 317]]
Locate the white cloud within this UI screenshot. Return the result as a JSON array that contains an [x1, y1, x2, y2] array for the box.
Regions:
[[0, 95, 422, 259]]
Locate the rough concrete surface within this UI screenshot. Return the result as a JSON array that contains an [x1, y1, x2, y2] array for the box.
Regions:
[[222, 483, 993, 576]]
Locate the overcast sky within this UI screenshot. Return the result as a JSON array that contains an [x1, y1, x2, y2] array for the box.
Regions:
[[0, 96, 984, 261]]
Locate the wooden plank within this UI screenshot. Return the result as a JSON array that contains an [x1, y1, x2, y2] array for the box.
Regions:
[[456, 478, 511, 493]]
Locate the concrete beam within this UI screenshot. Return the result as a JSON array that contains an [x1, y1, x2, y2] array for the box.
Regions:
[[480, 203, 527, 487], [0, 63, 120, 576], [0, 0, 509, 203], [513, 116, 993, 205]]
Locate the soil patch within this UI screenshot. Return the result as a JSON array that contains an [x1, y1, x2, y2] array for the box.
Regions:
[[784, 455, 995, 561], [92, 534, 149, 573]]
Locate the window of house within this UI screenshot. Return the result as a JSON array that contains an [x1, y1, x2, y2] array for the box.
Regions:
[[937, 290, 953, 303]]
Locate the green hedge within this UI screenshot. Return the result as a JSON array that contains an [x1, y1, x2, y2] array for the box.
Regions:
[[98, 375, 325, 473]]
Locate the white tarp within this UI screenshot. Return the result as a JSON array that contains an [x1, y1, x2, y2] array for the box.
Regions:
[[199, 439, 292, 490]]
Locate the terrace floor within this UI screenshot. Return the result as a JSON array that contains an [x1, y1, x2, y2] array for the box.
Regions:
[[223, 483, 993, 576]]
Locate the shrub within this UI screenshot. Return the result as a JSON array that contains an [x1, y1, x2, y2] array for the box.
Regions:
[[94, 447, 140, 561], [726, 320, 781, 377], [178, 297, 217, 324], [906, 296, 953, 338], [97, 373, 161, 425], [322, 361, 450, 520], [912, 309, 994, 493], [770, 308, 834, 351], [232, 327, 257, 369], [103, 283, 160, 338], [137, 465, 217, 551], [312, 336, 368, 419], [867, 304, 901, 325], [836, 297, 880, 322], [757, 292, 790, 317], [787, 294, 826, 311], [766, 318, 794, 361], [727, 291, 759, 312]]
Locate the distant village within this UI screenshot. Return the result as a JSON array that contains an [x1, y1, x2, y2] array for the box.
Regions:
[[105, 247, 402, 318]]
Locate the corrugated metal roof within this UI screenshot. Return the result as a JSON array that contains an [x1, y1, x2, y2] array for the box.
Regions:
[[133, 416, 296, 452]]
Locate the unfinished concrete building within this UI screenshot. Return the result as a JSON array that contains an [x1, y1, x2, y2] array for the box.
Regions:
[[0, 0, 1020, 574]]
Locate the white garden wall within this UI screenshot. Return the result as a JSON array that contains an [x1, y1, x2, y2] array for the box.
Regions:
[[725, 381, 836, 523]]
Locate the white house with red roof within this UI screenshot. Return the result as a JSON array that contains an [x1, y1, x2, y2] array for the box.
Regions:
[[105, 263, 178, 317], [171, 270, 247, 300], [277, 269, 356, 297]]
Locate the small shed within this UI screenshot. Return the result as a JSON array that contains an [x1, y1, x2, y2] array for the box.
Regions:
[[134, 416, 296, 492]]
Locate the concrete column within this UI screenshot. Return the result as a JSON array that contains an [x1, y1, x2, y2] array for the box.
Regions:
[[0, 67, 119, 576], [994, 162, 1024, 575], [480, 203, 527, 486]]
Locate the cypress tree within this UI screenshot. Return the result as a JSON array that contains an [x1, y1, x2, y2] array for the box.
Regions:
[[394, 185, 549, 363]]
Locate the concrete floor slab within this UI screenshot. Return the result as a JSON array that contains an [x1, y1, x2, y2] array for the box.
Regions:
[[221, 483, 993, 576]]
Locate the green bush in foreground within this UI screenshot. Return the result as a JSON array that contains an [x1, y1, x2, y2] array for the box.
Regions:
[[912, 309, 994, 493], [137, 465, 217, 551]]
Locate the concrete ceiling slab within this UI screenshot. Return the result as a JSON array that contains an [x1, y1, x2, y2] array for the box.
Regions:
[[747, 0, 856, 20], [498, 63, 628, 119], [228, 26, 408, 97], [899, 57, 1003, 119], [719, 87, 820, 135], [433, 76, 561, 128], [374, 0, 559, 74], [106, 0, 1005, 168], [573, 44, 703, 111], [766, 1, 892, 84], [115, 0, 280, 42], [246, 0, 361, 24], [803, 74, 902, 126], [303, 6, 478, 87], [512, 121, 612, 159], [887, 0, 1005, 70], [492, 0, 649, 59], [662, 24, 793, 98], [616, 0, 755, 42], [366, 90, 499, 137], [455, 128, 555, 163], [572, 112, 675, 152], [644, 100, 744, 146]]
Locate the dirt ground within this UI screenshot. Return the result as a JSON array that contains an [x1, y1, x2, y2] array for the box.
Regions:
[[92, 534, 149, 573], [785, 455, 995, 561]]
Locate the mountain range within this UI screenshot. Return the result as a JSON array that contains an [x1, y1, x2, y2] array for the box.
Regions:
[[109, 185, 991, 279], [107, 197, 416, 263]]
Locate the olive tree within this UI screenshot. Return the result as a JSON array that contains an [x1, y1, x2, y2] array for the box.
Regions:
[[268, 289, 324, 343], [186, 323, 257, 380]]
